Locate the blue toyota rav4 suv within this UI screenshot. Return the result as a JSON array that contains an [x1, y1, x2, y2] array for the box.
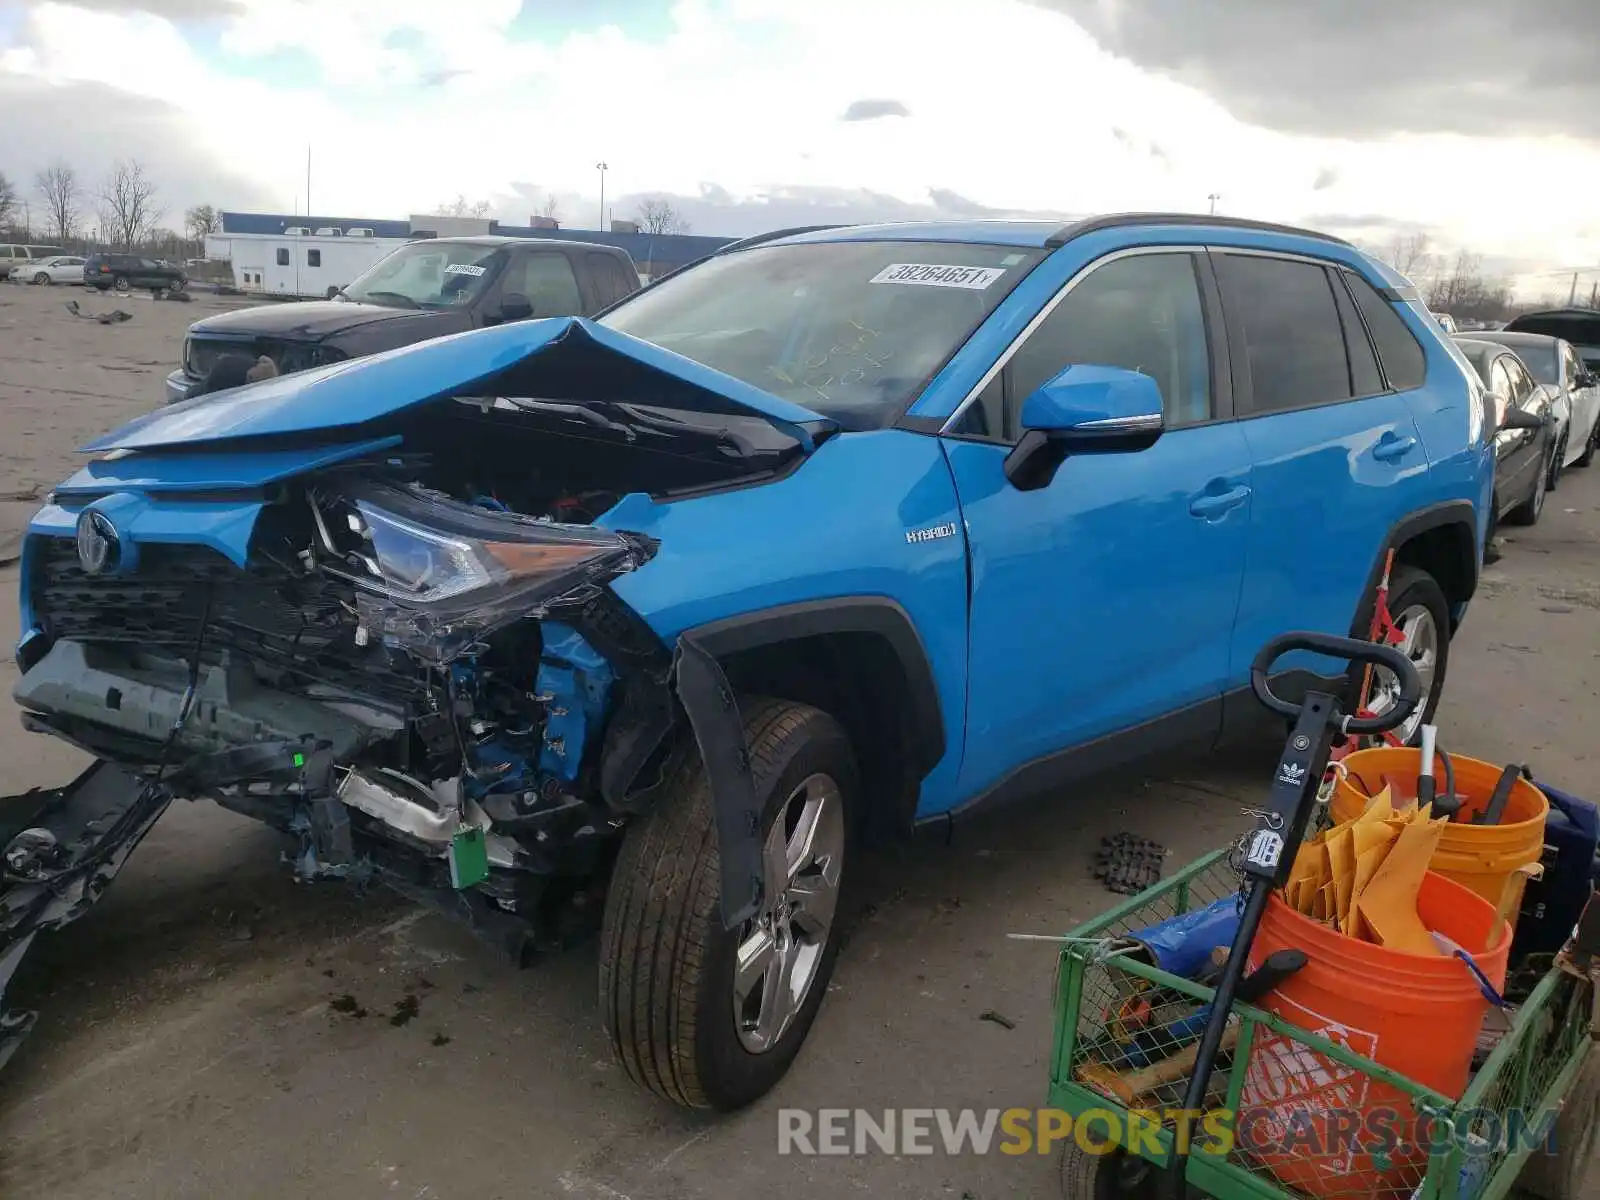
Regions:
[[6, 214, 1492, 1106]]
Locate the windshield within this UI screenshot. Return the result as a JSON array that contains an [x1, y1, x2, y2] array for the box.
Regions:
[[599, 240, 1045, 427], [342, 242, 506, 309]]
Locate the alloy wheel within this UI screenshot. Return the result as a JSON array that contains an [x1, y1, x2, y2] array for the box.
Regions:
[[732, 773, 845, 1054], [1368, 603, 1438, 744]]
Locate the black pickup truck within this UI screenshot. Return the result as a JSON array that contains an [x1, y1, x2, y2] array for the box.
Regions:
[[165, 236, 641, 403]]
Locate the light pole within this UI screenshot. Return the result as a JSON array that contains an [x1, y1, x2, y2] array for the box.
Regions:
[[596, 162, 608, 231], [1208, 192, 1221, 215]]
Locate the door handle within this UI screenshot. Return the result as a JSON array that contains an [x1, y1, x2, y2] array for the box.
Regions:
[[1189, 484, 1250, 518], [1372, 433, 1417, 462]]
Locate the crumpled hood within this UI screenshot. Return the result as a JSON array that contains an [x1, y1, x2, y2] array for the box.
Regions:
[[84, 317, 836, 454]]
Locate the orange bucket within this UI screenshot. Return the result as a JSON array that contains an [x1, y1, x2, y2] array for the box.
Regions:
[[1238, 870, 1511, 1199], [1331, 747, 1548, 924]]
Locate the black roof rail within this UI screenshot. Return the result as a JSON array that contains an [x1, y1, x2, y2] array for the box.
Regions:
[[713, 224, 849, 255], [1044, 212, 1355, 250], [600, 224, 853, 310]]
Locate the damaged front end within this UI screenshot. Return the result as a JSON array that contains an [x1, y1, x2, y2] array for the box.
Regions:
[[15, 476, 661, 959], [7, 320, 822, 1063]]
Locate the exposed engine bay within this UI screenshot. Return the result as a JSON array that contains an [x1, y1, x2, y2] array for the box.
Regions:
[[14, 388, 798, 959]]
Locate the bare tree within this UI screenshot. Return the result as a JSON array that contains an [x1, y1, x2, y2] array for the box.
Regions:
[[538, 192, 561, 222], [635, 196, 689, 235], [1426, 249, 1512, 323], [184, 203, 220, 241], [1384, 231, 1434, 284], [98, 160, 163, 250], [35, 162, 81, 243], [0, 171, 17, 232], [435, 194, 493, 219]]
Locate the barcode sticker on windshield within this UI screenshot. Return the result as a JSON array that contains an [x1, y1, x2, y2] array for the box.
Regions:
[[870, 263, 1006, 290], [444, 263, 486, 276]]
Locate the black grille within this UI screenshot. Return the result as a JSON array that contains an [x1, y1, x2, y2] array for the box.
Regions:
[[30, 538, 429, 708], [187, 337, 333, 379]]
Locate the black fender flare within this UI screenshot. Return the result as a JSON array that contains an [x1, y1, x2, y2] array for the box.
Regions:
[[1351, 500, 1480, 636], [682, 597, 947, 780]]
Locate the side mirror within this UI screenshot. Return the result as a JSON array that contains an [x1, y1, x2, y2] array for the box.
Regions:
[[1005, 364, 1165, 491], [1499, 408, 1544, 432], [499, 292, 535, 322]]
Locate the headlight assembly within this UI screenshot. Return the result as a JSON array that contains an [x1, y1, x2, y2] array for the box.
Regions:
[[319, 481, 652, 662]]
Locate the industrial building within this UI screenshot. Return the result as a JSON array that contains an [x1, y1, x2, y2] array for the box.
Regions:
[[204, 210, 737, 298]]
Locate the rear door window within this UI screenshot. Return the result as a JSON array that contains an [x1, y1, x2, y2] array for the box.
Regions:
[[1214, 253, 1352, 415], [506, 251, 584, 316], [584, 252, 636, 306], [1341, 271, 1427, 390], [1330, 273, 1384, 396]]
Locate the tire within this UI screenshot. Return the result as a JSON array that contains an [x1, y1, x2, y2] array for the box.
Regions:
[[1363, 565, 1451, 747], [112, 275, 130, 293], [599, 697, 858, 1111], [1060, 1138, 1161, 1199], [1576, 422, 1597, 469], [1517, 1047, 1600, 1200], [1507, 443, 1552, 526], [1547, 434, 1567, 491], [32, 272, 49, 286]]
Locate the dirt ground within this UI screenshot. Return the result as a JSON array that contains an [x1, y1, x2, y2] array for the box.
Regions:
[[0, 279, 1595, 1199]]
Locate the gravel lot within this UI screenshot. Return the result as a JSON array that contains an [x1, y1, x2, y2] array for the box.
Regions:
[[0, 280, 1595, 1199]]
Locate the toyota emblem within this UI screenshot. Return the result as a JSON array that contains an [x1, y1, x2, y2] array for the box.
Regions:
[[75, 509, 120, 576]]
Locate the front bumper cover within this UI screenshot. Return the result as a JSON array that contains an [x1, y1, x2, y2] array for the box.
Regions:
[[0, 761, 171, 1072]]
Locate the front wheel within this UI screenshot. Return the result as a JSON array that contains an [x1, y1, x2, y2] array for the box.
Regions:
[[599, 697, 857, 1111], [1575, 422, 1597, 469], [1507, 444, 1552, 526], [1548, 434, 1567, 490], [32, 272, 50, 285], [1362, 565, 1451, 747]]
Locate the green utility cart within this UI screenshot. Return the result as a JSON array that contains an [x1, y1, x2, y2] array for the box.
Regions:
[[1048, 850, 1599, 1200]]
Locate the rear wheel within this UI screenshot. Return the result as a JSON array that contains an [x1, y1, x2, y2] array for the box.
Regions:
[[1517, 1047, 1600, 1200], [599, 697, 856, 1111], [1362, 565, 1450, 747], [112, 275, 130, 293], [1060, 1140, 1161, 1199]]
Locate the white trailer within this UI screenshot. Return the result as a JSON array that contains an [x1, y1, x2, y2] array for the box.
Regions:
[[203, 231, 407, 298]]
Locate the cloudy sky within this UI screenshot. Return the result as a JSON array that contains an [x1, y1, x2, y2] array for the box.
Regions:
[[2, 0, 1598, 297]]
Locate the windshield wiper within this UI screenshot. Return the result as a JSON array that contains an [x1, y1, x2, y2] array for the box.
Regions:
[[361, 290, 420, 310]]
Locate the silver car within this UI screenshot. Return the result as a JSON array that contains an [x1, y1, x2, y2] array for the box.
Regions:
[[1473, 329, 1600, 479], [24, 255, 88, 286]]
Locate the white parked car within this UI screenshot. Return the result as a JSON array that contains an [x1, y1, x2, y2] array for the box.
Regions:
[[26, 255, 88, 286]]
